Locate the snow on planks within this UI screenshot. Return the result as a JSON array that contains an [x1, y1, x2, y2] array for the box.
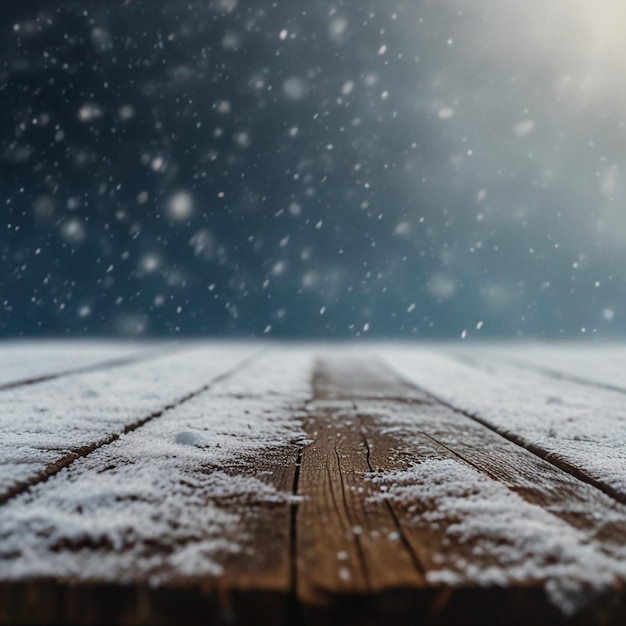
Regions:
[[3, 345, 626, 625], [0, 348, 312, 625], [299, 357, 626, 625], [385, 346, 626, 503], [0, 345, 255, 504], [468, 343, 626, 393], [0, 341, 144, 390]]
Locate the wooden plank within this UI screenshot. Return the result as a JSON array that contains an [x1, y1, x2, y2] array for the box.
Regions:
[[295, 358, 429, 624], [295, 411, 424, 602], [384, 347, 626, 504], [0, 345, 256, 504], [297, 356, 626, 624], [0, 350, 313, 625], [310, 353, 427, 403], [0, 342, 143, 390]]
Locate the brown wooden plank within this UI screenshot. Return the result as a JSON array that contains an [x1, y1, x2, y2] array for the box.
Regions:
[[213, 442, 299, 624], [295, 356, 626, 625], [295, 409, 425, 598]]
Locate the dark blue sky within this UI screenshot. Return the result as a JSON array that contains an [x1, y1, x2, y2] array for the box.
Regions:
[[2, 0, 625, 339]]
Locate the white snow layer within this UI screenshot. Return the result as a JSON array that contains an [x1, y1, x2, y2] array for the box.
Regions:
[[0, 341, 138, 387], [0, 348, 311, 581], [370, 455, 623, 615], [0, 345, 253, 498], [384, 347, 626, 497], [472, 343, 626, 391]]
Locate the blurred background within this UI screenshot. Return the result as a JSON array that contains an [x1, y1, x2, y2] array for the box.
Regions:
[[1, 0, 625, 339]]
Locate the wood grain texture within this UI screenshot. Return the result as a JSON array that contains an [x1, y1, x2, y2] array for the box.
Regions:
[[295, 410, 424, 603]]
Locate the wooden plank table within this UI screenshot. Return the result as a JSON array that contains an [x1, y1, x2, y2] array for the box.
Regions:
[[2, 342, 626, 625]]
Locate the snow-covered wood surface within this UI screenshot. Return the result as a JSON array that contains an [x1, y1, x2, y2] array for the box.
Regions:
[[469, 343, 626, 392], [3, 342, 626, 625], [0, 342, 143, 390], [0, 345, 253, 504], [386, 346, 626, 503]]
